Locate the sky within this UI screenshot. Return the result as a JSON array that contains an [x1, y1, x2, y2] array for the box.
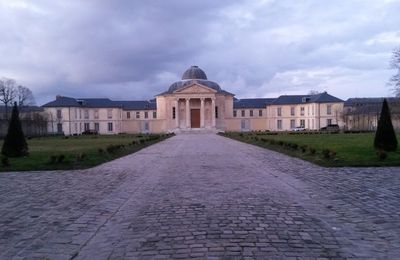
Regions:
[[1, 0, 400, 105]]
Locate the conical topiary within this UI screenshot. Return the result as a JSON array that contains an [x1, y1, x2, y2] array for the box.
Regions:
[[1, 102, 29, 157], [374, 98, 398, 151]]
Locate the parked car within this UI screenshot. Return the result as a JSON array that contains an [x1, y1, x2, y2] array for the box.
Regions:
[[82, 129, 98, 135], [321, 124, 340, 132], [292, 126, 306, 131]]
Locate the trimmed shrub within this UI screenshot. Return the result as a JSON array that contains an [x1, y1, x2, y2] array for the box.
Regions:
[[1, 102, 29, 157], [98, 148, 104, 154], [57, 154, 65, 163], [377, 150, 388, 161], [76, 153, 87, 161], [300, 145, 307, 153], [1, 156, 10, 167], [106, 144, 123, 154], [49, 155, 57, 164], [374, 98, 398, 151], [322, 149, 331, 159], [309, 147, 316, 155]]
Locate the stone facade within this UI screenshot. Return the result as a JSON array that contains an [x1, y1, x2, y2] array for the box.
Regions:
[[344, 97, 400, 131], [42, 66, 346, 135]]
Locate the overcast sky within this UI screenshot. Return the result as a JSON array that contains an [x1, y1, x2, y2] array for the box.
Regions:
[[1, 0, 400, 104]]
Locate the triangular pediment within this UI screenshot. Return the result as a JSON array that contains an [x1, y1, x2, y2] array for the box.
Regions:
[[174, 83, 217, 94]]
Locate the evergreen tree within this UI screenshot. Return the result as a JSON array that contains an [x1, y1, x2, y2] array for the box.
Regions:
[[1, 102, 28, 157], [374, 98, 398, 151]]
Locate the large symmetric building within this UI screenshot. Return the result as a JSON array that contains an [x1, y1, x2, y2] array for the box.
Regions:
[[43, 66, 345, 134]]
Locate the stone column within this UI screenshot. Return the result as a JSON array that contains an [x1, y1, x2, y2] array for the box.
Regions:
[[211, 97, 216, 127], [200, 98, 205, 128], [175, 98, 179, 128], [185, 98, 190, 128]]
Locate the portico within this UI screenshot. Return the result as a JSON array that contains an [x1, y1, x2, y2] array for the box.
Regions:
[[174, 96, 216, 129]]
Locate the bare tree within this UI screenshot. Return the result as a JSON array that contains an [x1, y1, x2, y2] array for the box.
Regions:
[[17, 85, 36, 106], [389, 47, 400, 97], [0, 78, 17, 120]]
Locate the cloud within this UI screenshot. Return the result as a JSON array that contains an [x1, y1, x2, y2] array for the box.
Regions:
[[0, 0, 400, 104]]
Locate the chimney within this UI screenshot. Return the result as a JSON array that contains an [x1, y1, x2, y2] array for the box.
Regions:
[[56, 95, 62, 100]]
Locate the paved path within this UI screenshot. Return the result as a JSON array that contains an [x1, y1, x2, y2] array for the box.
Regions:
[[1, 133, 400, 259]]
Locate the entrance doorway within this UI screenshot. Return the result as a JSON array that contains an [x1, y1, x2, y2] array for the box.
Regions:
[[191, 109, 200, 128]]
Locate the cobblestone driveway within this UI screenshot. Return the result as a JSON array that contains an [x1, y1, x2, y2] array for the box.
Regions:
[[1, 133, 400, 259]]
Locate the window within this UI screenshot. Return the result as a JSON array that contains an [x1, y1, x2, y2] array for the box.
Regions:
[[290, 119, 296, 129], [259, 110, 263, 117], [277, 120, 282, 130], [145, 111, 148, 119], [290, 107, 295, 116], [307, 107, 310, 116], [312, 105, 315, 116], [300, 119, 305, 128], [215, 106, 219, 119], [241, 110, 245, 117], [79, 109, 82, 119], [84, 123, 90, 131], [172, 107, 176, 119], [94, 123, 99, 132], [74, 123, 78, 133], [108, 122, 113, 132], [84, 109, 89, 119], [57, 123, 63, 133], [327, 105, 332, 115], [144, 122, 149, 131], [300, 107, 305, 116], [250, 110, 253, 117], [74, 109, 78, 119], [233, 110, 237, 117], [57, 109, 62, 119], [127, 112, 131, 119], [153, 111, 157, 118], [107, 109, 112, 119], [327, 119, 332, 125], [136, 111, 140, 119], [94, 109, 99, 119], [277, 107, 282, 116]]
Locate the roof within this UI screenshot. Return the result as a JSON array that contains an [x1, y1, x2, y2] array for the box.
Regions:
[[42, 96, 79, 107], [159, 65, 234, 95], [310, 92, 343, 103], [76, 98, 119, 108], [166, 79, 223, 94], [42, 96, 156, 110], [116, 101, 156, 110], [182, 66, 207, 80], [234, 98, 275, 109], [344, 97, 400, 115], [344, 97, 400, 106], [271, 92, 343, 105], [0, 105, 44, 113]]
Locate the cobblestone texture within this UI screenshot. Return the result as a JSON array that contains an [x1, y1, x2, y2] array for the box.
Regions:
[[0, 133, 399, 259]]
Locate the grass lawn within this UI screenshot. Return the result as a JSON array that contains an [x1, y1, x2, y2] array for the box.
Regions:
[[222, 132, 400, 167], [0, 134, 173, 172]]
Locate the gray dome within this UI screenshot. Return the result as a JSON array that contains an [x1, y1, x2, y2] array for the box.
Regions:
[[182, 66, 207, 80], [167, 66, 222, 93], [168, 79, 221, 93]]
